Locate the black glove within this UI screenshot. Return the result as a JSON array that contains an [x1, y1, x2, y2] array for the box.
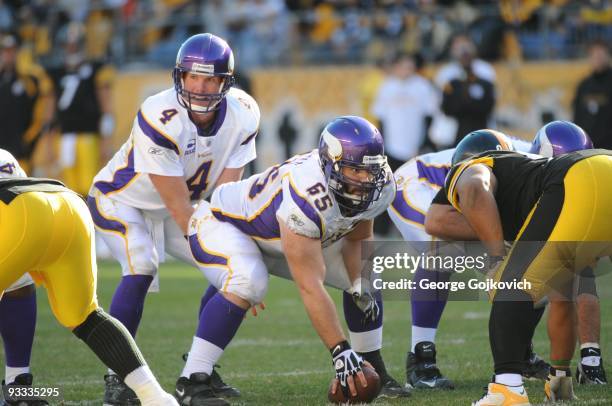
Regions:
[[331, 340, 363, 390]]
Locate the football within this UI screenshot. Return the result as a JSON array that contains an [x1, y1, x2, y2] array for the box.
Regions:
[[327, 365, 381, 404]]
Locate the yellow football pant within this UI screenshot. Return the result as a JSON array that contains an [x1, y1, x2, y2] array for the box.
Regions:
[[494, 155, 612, 302], [0, 191, 98, 328], [59, 133, 100, 196]]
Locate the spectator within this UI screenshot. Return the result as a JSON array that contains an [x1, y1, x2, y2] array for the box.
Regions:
[[573, 40, 612, 149], [436, 34, 496, 145], [371, 52, 438, 170], [47, 22, 115, 195], [0, 33, 53, 173], [278, 112, 297, 160]]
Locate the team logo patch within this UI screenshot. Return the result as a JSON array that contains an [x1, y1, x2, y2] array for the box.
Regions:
[[289, 214, 304, 228], [237, 97, 251, 110], [185, 139, 196, 155]]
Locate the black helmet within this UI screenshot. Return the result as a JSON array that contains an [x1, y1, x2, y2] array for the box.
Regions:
[[452, 129, 514, 165]]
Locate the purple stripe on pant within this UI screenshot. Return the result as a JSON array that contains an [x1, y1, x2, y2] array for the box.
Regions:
[[86, 195, 127, 235]]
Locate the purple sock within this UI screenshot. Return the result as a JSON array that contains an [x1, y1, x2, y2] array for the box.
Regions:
[[109, 275, 153, 337], [343, 290, 383, 333], [199, 285, 219, 319], [196, 293, 246, 349], [411, 267, 450, 328], [0, 292, 37, 367]]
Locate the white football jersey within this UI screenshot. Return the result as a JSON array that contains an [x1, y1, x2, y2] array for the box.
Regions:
[[391, 137, 533, 223], [209, 150, 395, 251], [92, 87, 260, 211], [0, 149, 26, 178]]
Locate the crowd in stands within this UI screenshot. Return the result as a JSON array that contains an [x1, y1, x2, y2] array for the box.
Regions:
[[0, 0, 609, 71]]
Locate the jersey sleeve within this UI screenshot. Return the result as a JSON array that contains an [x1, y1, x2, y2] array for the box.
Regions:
[[431, 188, 451, 205], [94, 64, 116, 88], [443, 156, 495, 211], [276, 176, 324, 239], [132, 98, 184, 177], [226, 92, 260, 168]]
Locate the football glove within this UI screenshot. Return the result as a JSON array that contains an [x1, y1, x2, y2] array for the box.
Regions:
[[331, 340, 364, 390], [351, 291, 380, 323]]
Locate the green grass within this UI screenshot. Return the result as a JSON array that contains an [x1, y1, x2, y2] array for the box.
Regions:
[[4, 261, 611, 405]]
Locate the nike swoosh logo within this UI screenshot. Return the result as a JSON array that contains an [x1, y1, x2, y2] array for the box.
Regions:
[[421, 380, 436, 388], [176, 388, 185, 397], [422, 345, 432, 350]]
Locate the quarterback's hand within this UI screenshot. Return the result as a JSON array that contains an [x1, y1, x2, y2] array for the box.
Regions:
[[351, 291, 380, 323], [330, 341, 365, 396]]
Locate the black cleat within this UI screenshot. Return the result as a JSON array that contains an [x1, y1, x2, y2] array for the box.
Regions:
[[209, 367, 240, 398], [2, 374, 49, 406], [378, 375, 411, 398], [175, 373, 229, 406], [576, 347, 607, 385], [406, 342, 454, 390], [103, 374, 140, 406], [522, 351, 550, 381], [181, 354, 240, 398]]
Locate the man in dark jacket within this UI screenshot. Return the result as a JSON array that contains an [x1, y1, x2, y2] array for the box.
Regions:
[[573, 40, 612, 149], [440, 39, 496, 146]]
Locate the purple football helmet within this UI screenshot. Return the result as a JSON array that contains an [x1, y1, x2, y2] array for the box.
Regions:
[[318, 116, 387, 217], [529, 121, 593, 157], [172, 33, 235, 114]]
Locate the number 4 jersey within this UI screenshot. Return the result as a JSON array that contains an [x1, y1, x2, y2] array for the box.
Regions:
[[91, 87, 260, 210], [207, 150, 396, 251]]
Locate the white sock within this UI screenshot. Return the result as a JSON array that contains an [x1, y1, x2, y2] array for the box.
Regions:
[[411, 326, 437, 351], [349, 326, 383, 353], [581, 342, 601, 366], [5, 366, 30, 385], [124, 365, 167, 404], [181, 336, 224, 378], [495, 373, 523, 387], [581, 342, 600, 350]]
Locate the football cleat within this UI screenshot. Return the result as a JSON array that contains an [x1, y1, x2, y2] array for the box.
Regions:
[[2, 374, 49, 406], [209, 367, 240, 398], [174, 373, 229, 406], [405, 342, 454, 390], [522, 351, 550, 381], [378, 375, 411, 398], [472, 383, 530, 406], [576, 347, 607, 385], [103, 374, 140, 406], [544, 370, 577, 402], [181, 354, 240, 398], [577, 362, 608, 385]]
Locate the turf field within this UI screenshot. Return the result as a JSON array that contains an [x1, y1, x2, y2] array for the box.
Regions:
[[5, 261, 611, 405]]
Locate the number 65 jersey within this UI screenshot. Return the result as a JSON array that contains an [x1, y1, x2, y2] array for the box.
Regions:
[[91, 87, 260, 211], [207, 150, 396, 252]]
